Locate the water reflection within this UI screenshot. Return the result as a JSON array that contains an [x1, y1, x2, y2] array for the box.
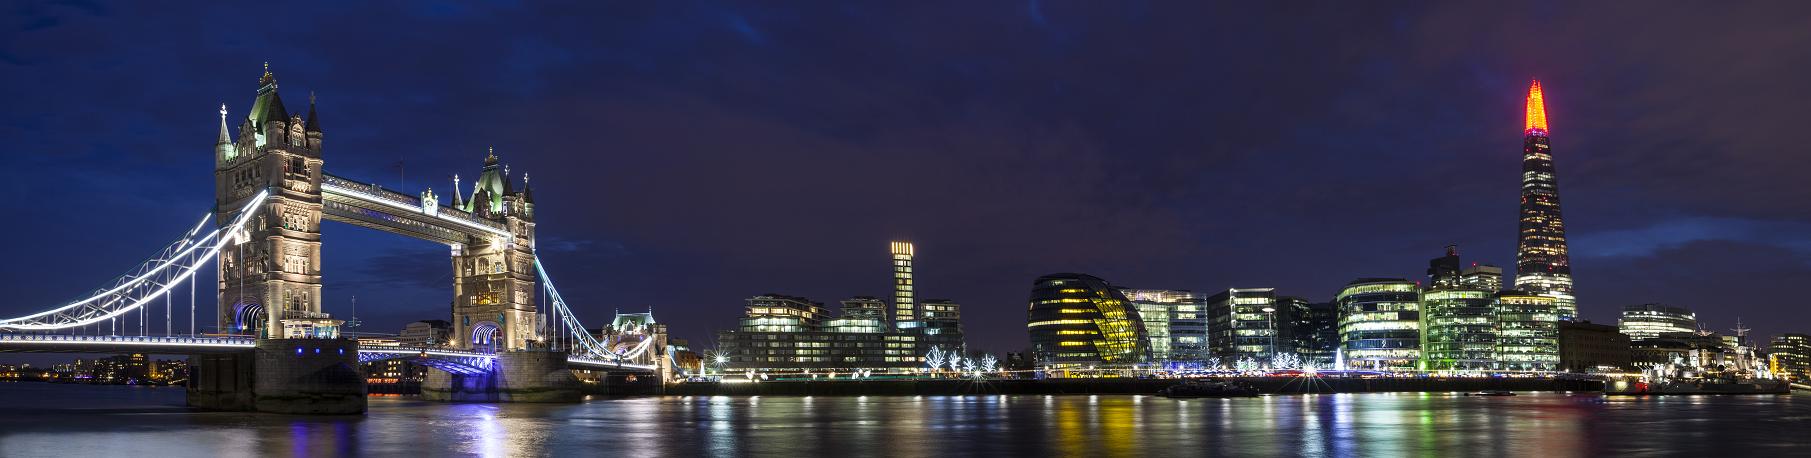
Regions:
[[0, 384, 1805, 456]]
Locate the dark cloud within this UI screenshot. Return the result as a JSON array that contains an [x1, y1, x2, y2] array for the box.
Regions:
[[3, 1, 1810, 353]]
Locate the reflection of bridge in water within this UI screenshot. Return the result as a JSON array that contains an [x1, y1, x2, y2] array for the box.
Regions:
[[0, 66, 665, 414]]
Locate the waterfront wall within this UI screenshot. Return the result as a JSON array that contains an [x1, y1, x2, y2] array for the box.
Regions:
[[186, 338, 366, 414], [667, 377, 1604, 396]]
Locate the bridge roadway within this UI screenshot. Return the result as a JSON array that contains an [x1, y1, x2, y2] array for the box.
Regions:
[[0, 334, 654, 372]]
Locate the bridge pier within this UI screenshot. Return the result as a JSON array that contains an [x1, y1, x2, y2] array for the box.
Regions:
[[423, 350, 581, 403], [186, 338, 366, 414]]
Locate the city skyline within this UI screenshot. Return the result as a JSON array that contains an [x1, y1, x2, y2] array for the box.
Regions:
[[5, 3, 1811, 356]]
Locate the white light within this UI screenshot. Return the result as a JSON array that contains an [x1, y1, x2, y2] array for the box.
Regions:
[[323, 183, 512, 238]]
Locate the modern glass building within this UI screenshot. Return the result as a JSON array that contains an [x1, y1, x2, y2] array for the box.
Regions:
[[718, 294, 925, 373], [1513, 80, 1578, 321], [1421, 247, 1499, 371], [1204, 288, 1292, 365], [1495, 291, 1560, 371], [1120, 289, 1186, 362], [1336, 279, 1421, 371], [1170, 294, 1210, 363], [1027, 273, 1150, 368], [1618, 304, 1697, 341], [1770, 333, 1810, 382], [1294, 301, 1340, 368]]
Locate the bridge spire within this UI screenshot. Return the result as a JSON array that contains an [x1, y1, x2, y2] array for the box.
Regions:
[[305, 91, 321, 132], [452, 174, 465, 210], [216, 103, 236, 162]]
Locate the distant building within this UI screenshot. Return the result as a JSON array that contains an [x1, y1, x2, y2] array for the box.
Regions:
[[717, 294, 922, 373], [1120, 288, 1206, 363], [1421, 246, 1498, 371], [1770, 333, 1810, 382], [1027, 273, 1149, 368], [1618, 304, 1697, 341], [919, 298, 962, 336], [1205, 288, 1293, 365], [1495, 291, 1560, 371], [1557, 320, 1632, 373], [1460, 264, 1504, 292], [1294, 301, 1340, 368], [399, 320, 452, 346], [1336, 279, 1421, 371], [891, 241, 916, 324]]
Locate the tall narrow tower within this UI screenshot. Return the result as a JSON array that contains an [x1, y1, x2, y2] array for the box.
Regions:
[[890, 241, 916, 326], [1513, 80, 1576, 321], [216, 64, 326, 336]]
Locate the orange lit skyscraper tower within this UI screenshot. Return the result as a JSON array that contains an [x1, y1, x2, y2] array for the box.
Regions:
[[1513, 80, 1577, 321]]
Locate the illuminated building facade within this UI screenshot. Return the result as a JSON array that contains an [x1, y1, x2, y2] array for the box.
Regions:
[[399, 320, 452, 346], [1618, 304, 1697, 341], [1460, 264, 1504, 292], [1421, 247, 1498, 371], [1513, 80, 1578, 321], [1027, 273, 1150, 368], [1336, 279, 1421, 370], [1120, 288, 1207, 363], [1771, 333, 1810, 382], [1205, 288, 1295, 364], [1494, 291, 1560, 371], [919, 299, 961, 337], [717, 294, 924, 373], [891, 241, 916, 325]]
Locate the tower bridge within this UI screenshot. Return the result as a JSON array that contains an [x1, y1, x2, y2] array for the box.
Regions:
[[0, 66, 663, 414]]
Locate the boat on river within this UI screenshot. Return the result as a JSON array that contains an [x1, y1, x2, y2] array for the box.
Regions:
[[1159, 380, 1259, 398]]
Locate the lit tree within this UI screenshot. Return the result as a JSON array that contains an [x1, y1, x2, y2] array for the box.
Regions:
[[925, 347, 947, 375], [1203, 356, 1222, 371], [959, 355, 978, 375], [1270, 353, 1302, 370], [979, 354, 1000, 373], [1235, 357, 1262, 372], [947, 353, 965, 373]]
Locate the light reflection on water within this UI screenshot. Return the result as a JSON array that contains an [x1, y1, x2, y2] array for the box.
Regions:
[[0, 384, 1806, 457]]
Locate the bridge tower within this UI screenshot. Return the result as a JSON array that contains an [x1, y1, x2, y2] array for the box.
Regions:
[[215, 65, 326, 336], [449, 150, 539, 351]]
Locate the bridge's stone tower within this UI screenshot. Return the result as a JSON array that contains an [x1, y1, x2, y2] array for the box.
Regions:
[[449, 151, 538, 351], [215, 66, 325, 335]]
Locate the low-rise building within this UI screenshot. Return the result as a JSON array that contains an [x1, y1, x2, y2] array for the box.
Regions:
[[1557, 320, 1632, 373]]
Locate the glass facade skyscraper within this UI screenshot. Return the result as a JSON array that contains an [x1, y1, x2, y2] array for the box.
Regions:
[[1513, 80, 1578, 321], [1026, 273, 1150, 368]]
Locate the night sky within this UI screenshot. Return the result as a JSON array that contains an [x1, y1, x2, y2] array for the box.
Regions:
[[4, 2, 1811, 355]]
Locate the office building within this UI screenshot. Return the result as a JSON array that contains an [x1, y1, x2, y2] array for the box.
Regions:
[[1495, 291, 1560, 371], [1461, 265, 1503, 292], [1295, 301, 1340, 368], [1120, 288, 1207, 363], [1027, 273, 1149, 368], [1204, 288, 1299, 366], [891, 241, 915, 324], [1512, 80, 1578, 321], [399, 320, 452, 346], [1557, 320, 1632, 373], [1336, 279, 1421, 371], [1771, 333, 1809, 382], [1421, 246, 1498, 371], [717, 294, 923, 373], [1618, 304, 1697, 341]]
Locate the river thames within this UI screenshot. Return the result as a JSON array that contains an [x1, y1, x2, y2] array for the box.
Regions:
[[0, 384, 1805, 456]]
